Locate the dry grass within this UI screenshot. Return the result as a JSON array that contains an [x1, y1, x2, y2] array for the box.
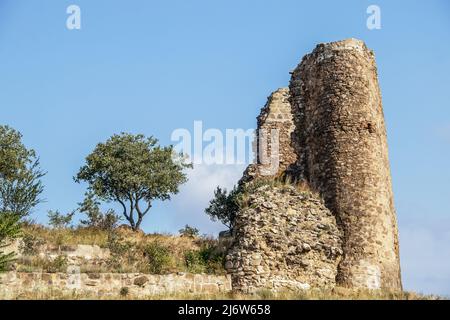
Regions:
[[14, 224, 227, 275], [20, 224, 203, 250], [10, 288, 442, 301], [21, 223, 110, 247]]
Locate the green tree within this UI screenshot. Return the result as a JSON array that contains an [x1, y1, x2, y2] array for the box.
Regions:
[[0, 213, 21, 271], [75, 133, 191, 231], [0, 125, 45, 218], [205, 186, 240, 231]]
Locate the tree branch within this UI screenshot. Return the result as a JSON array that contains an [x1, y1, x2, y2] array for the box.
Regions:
[[135, 199, 152, 231], [116, 197, 130, 222], [127, 193, 136, 229]]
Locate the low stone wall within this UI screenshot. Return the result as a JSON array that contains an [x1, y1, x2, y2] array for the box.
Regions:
[[0, 272, 232, 299]]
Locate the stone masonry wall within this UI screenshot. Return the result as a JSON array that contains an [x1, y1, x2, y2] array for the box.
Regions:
[[226, 184, 342, 293], [1, 242, 231, 298], [231, 38, 401, 292], [289, 38, 401, 290], [241, 88, 297, 184], [255, 88, 297, 177], [0, 272, 231, 299]]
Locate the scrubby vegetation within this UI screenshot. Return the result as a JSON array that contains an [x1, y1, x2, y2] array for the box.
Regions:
[[78, 192, 120, 231], [184, 239, 226, 274], [8, 223, 227, 275], [47, 210, 76, 230], [0, 214, 21, 271], [205, 186, 240, 232], [7, 288, 442, 301], [19, 222, 110, 248]]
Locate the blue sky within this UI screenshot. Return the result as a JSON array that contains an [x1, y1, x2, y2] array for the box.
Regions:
[[1, 0, 449, 295]]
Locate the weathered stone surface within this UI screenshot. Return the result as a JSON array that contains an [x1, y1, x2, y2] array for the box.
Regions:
[[226, 184, 342, 293], [232, 38, 401, 292], [289, 38, 401, 290], [0, 272, 232, 299], [241, 88, 297, 183]]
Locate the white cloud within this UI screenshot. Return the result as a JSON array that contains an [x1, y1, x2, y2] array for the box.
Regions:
[[146, 164, 246, 236]]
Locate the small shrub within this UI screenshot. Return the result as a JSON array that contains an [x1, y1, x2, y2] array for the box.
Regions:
[[106, 232, 132, 255], [47, 210, 75, 229], [184, 240, 226, 274], [179, 225, 199, 238], [43, 255, 68, 273], [205, 186, 240, 231], [184, 250, 205, 273], [105, 232, 136, 272], [78, 192, 120, 231], [19, 232, 45, 256], [119, 287, 129, 297], [142, 241, 172, 274]]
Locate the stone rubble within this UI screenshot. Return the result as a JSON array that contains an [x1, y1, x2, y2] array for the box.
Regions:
[[226, 184, 342, 293]]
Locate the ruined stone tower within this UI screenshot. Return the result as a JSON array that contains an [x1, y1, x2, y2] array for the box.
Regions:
[[228, 38, 402, 292], [289, 39, 401, 290]]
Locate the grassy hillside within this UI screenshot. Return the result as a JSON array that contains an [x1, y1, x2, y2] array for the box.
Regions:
[[10, 223, 228, 275]]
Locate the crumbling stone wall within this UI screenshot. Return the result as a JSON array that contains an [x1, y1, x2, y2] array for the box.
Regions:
[[255, 88, 297, 176], [0, 272, 231, 299], [241, 88, 296, 183], [230, 38, 401, 292], [226, 184, 342, 293], [289, 39, 401, 290]]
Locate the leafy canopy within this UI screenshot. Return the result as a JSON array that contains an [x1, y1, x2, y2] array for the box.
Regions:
[[75, 133, 191, 231], [0, 125, 45, 219]]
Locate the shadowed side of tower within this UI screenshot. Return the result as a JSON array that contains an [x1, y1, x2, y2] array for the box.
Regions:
[[289, 39, 402, 290]]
